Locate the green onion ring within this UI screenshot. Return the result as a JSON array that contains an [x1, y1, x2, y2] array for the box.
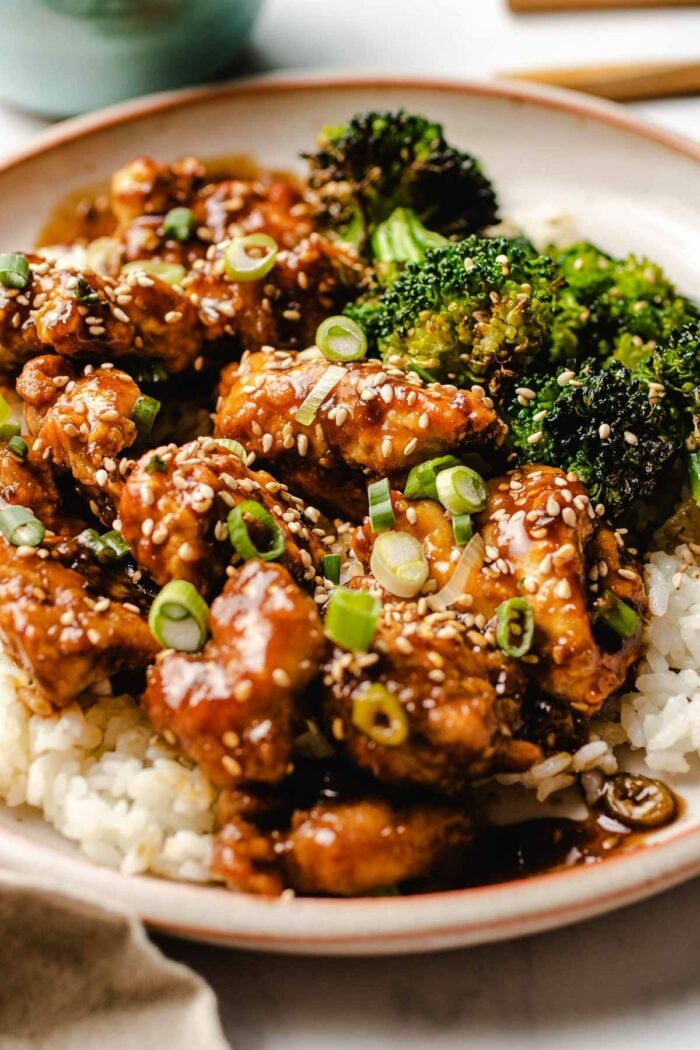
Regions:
[[403, 455, 461, 501], [162, 207, 194, 242], [0, 504, 45, 547], [0, 253, 30, 290], [321, 553, 341, 585], [496, 597, 535, 658], [351, 683, 409, 747], [370, 531, 428, 599], [121, 260, 187, 286], [148, 580, 209, 652], [295, 364, 345, 426], [436, 465, 488, 515], [367, 477, 395, 533], [316, 315, 367, 363], [224, 233, 278, 282], [325, 587, 380, 652], [598, 589, 640, 640], [227, 500, 285, 562]]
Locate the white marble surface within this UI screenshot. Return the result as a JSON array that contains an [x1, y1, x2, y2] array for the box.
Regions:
[[0, 1, 698, 1046]]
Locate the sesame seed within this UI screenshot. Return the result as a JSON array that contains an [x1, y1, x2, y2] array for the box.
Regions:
[[234, 680, 252, 702], [403, 437, 418, 456], [554, 579, 572, 599], [598, 423, 611, 439], [381, 437, 393, 458], [221, 755, 243, 777], [624, 431, 638, 445], [618, 567, 638, 581], [562, 507, 577, 528], [526, 431, 543, 445], [515, 387, 536, 401], [164, 310, 183, 324], [546, 497, 560, 517], [418, 412, 429, 429], [86, 628, 101, 645], [557, 370, 576, 387], [222, 730, 240, 749]]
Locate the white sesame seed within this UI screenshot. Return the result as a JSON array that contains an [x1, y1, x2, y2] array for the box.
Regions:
[[598, 423, 611, 440], [562, 507, 577, 528], [403, 437, 418, 456], [557, 370, 576, 387], [554, 578, 572, 599], [546, 497, 560, 517], [526, 431, 543, 445], [624, 431, 638, 446]]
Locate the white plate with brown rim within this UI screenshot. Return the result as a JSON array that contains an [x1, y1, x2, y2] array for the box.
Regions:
[[0, 73, 698, 955]]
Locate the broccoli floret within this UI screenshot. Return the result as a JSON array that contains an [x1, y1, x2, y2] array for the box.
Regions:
[[651, 320, 700, 417], [548, 241, 698, 367], [507, 359, 683, 515], [305, 110, 498, 253], [346, 236, 558, 389]]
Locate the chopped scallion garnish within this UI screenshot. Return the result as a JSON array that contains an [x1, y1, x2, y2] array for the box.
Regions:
[[0, 504, 45, 547], [8, 436, 28, 459], [131, 395, 161, 445], [321, 553, 341, 585], [73, 276, 99, 304], [496, 597, 535, 658], [294, 365, 345, 426], [148, 580, 209, 652], [598, 590, 640, 640], [224, 233, 278, 282], [145, 454, 168, 474], [351, 683, 408, 747], [436, 465, 488, 515], [0, 421, 21, 441], [214, 437, 247, 460], [78, 527, 130, 563], [452, 512, 472, 547], [407, 362, 436, 384], [316, 315, 367, 363], [0, 253, 29, 290], [368, 477, 395, 533], [325, 586, 380, 652], [227, 500, 285, 562], [403, 455, 461, 501], [369, 530, 428, 599], [0, 395, 11, 430], [688, 452, 700, 506], [162, 207, 195, 242]]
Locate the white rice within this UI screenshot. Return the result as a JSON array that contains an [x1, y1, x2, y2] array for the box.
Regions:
[[0, 652, 217, 881], [620, 546, 700, 774]]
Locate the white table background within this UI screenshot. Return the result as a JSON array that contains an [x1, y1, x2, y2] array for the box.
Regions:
[[1, 1, 698, 1046]]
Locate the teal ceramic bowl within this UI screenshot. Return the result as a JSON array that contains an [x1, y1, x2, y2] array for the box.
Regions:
[[0, 0, 264, 117]]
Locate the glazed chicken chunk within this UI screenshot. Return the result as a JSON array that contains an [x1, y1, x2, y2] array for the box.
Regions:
[[215, 347, 505, 518], [142, 560, 325, 787], [0, 539, 157, 711], [323, 592, 540, 795], [473, 465, 646, 713], [0, 255, 202, 374], [17, 355, 142, 523], [119, 436, 325, 594]]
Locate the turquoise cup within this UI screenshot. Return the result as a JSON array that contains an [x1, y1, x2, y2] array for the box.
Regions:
[[0, 0, 264, 117]]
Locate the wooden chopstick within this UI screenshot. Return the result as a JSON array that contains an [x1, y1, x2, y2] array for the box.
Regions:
[[509, 0, 700, 12], [502, 60, 700, 100]]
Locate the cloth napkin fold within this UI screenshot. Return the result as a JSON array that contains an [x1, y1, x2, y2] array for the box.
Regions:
[[0, 870, 230, 1050]]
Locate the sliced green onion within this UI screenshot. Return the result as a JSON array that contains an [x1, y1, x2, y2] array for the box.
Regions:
[[0, 395, 11, 429], [0, 421, 21, 441], [126, 359, 169, 385], [325, 587, 380, 652], [162, 206, 194, 242], [0, 253, 29, 290], [294, 364, 345, 426], [73, 276, 99, 304], [227, 500, 285, 562], [496, 597, 535, 658], [351, 683, 409, 747], [370, 531, 428, 599], [148, 580, 209, 652], [688, 452, 700, 506], [145, 453, 168, 474], [407, 362, 436, 384], [403, 455, 461, 501], [214, 437, 246, 460], [0, 505, 45, 547], [452, 513, 473, 546], [121, 260, 186, 286], [131, 395, 161, 444], [78, 527, 129, 563], [321, 553, 341, 585], [224, 233, 278, 282], [599, 589, 640, 640], [368, 477, 395, 533], [427, 533, 485, 611], [315, 315, 367, 363], [436, 465, 488, 515], [8, 436, 28, 459]]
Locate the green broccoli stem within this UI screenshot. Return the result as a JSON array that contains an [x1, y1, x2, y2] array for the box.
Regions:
[[598, 590, 640, 640], [370, 207, 447, 270], [687, 450, 700, 506]]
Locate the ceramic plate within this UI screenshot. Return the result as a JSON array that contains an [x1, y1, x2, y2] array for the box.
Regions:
[[0, 74, 698, 955]]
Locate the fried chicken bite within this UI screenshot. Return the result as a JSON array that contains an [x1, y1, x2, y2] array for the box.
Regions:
[[142, 560, 325, 787], [0, 444, 63, 531], [215, 348, 504, 519], [0, 539, 157, 712], [110, 155, 205, 227], [323, 592, 539, 795], [0, 254, 202, 375], [18, 355, 142, 524], [473, 465, 646, 714], [119, 436, 324, 594], [282, 798, 473, 897]]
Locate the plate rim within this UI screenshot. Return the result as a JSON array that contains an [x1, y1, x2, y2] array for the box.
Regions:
[[0, 71, 699, 953]]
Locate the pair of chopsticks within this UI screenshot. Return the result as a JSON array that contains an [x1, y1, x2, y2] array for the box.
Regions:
[[506, 0, 700, 100]]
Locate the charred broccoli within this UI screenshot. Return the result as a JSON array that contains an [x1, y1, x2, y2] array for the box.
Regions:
[[507, 359, 683, 515], [347, 236, 558, 389], [305, 110, 498, 256], [548, 241, 698, 367]]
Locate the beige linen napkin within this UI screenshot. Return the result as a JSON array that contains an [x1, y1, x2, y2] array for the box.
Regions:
[[0, 871, 230, 1050]]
